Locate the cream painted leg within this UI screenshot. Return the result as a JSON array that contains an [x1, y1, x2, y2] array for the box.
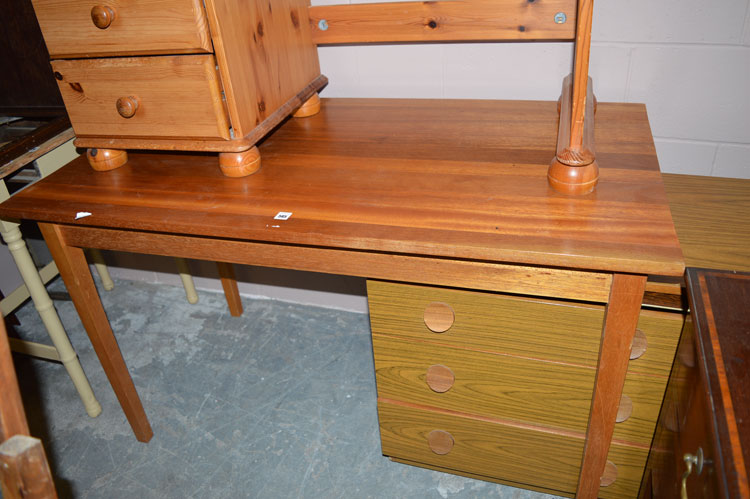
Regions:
[[0, 218, 101, 418], [87, 249, 114, 291], [174, 258, 198, 304]]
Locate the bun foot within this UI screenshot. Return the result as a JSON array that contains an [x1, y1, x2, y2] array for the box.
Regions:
[[87, 148, 128, 171], [219, 146, 261, 177], [293, 93, 321, 118], [548, 157, 599, 195]]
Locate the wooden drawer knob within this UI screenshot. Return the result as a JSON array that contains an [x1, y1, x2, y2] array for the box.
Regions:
[[427, 430, 454, 455], [616, 394, 633, 423], [91, 5, 116, 29], [116, 96, 139, 118], [630, 328, 647, 360], [426, 364, 455, 393], [600, 460, 617, 487], [424, 302, 454, 333]]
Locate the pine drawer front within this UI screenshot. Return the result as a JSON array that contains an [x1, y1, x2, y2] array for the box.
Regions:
[[373, 334, 594, 433], [377, 401, 584, 495], [52, 56, 230, 140], [31, 0, 213, 58], [367, 280, 604, 366]]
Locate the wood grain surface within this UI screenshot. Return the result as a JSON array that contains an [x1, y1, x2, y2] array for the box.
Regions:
[[577, 273, 647, 499], [0, 435, 57, 499], [569, 0, 594, 150], [39, 223, 153, 442], [71, 75, 328, 153], [372, 333, 596, 433], [368, 280, 683, 375], [31, 0, 213, 58], [0, 321, 29, 441], [204, 0, 321, 137], [377, 400, 585, 494], [686, 269, 750, 498], [309, 0, 576, 44], [0, 99, 684, 277], [0, 117, 72, 179], [663, 174, 750, 272], [52, 55, 230, 140]]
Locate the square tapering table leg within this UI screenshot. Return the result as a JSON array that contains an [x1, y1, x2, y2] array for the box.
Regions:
[[576, 273, 647, 498], [39, 223, 153, 443], [217, 262, 243, 317]]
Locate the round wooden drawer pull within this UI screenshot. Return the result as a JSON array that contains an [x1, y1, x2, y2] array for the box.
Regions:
[[91, 5, 116, 29], [116, 96, 139, 118], [630, 328, 647, 359], [600, 460, 618, 487], [616, 394, 633, 423], [426, 364, 455, 393], [427, 429, 454, 455], [424, 302, 454, 333]]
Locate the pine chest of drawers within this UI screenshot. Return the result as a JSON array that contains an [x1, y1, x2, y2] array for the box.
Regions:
[[31, 0, 325, 176], [368, 280, 685, 498]]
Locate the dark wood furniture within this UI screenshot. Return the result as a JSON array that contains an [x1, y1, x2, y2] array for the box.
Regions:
[[0, 0, 63, 117], [0, 317, 57, 499], [0, 98, 684, 499], [640, 269, 749, 498]]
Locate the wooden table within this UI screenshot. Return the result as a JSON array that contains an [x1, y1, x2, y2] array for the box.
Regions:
[[663, 174, 750, 273], [0, 98, 684, 499]]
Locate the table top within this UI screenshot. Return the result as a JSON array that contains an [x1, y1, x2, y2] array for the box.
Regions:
[[663, 174, 750, 273], [0, 98, 684, 276]]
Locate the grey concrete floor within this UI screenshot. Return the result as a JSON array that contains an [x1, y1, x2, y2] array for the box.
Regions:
[[8, 276, 563, 499]]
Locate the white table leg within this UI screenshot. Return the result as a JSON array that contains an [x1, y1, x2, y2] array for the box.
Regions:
[[174, 258, 198, 304], [0, 217, 101, 418], [87, 249, 114, 291]]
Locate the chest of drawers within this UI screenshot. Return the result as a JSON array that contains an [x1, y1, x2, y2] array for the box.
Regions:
[[368, 280, 685, 498], [640, 269, 749, 498], [31, 0, 325, 176]]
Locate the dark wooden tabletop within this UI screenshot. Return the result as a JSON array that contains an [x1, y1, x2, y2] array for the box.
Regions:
[[0, 98, 684, 276]]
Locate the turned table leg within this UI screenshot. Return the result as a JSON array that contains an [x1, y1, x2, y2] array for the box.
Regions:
[[576, 273, 647, 498], [39, 223, 153, 442], [293, 93, 321, 118], [86, 148, 128, 171], [0, 217, 102, 418], [218, 146, 261, 178], [174, 258, 199, 304]]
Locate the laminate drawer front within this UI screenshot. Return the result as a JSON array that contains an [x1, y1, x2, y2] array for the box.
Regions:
[[52, 56, 230, 140], [368, 280, 683, 374], [602, 443, 650, 499], [377, 401, 584, 495], [611, 370, 671, 445], [629, 310, 684, 377], [368, 280, 604, 366], [373, 334, 595, 433], [31, 0, 213, 58]]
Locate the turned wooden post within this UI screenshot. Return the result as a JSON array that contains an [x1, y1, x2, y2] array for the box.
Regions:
[[548, 0, 598, 195]]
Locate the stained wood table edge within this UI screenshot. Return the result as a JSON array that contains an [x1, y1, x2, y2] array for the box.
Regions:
[[49, 222, 621, 303]]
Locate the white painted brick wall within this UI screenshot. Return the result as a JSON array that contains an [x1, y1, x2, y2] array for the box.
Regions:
[[313, 0, 750, 179]]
